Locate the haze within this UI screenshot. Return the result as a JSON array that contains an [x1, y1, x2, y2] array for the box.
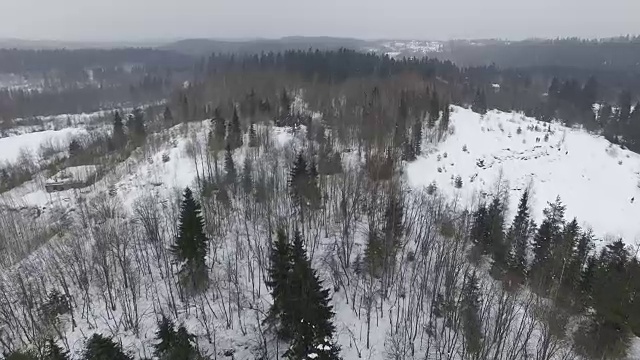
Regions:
[[2, 0, 639, 41]]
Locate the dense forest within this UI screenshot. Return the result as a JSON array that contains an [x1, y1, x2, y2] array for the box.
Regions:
[[1, 47, 640, 359]]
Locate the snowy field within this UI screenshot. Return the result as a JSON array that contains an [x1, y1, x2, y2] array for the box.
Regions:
[[406, 106, 640, 245], [0, 127, 88, 164]]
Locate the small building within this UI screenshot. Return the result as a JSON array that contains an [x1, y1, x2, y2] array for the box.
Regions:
[[45, 165, 98, 192]]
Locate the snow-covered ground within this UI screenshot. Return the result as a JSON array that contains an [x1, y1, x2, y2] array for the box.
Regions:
[[2, 103, 640, 359], [406, 106, 640, 245], [0, 127, 88, 164]]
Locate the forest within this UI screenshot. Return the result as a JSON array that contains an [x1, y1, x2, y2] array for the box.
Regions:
[[0, 47, 640, 360]]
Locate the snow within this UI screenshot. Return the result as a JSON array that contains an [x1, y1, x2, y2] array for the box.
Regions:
[[406, 106, 640, 244], [3, 104, 640, 359], [0, 128, 87, 164]]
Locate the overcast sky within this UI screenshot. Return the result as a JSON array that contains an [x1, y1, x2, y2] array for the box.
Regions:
[[2, 0, 639, 41]]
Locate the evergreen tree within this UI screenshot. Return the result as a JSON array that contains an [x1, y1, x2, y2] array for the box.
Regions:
[[461, 272, 483, 356], [618, 90, 632, 125], [266, 228, 294, 338], [486, 197, 506, 272], [439, 103, 451, 140], [248, 122, 258, 148], [170, 188, 209, 293], [164, 106, 174, 123], [154, 316, 177, 358], [224, 144, 237, 186], [241, 157, 253, 195], [68, 139, 82, 158], [228, 107, 243, 149], [531, 197, 565, 292], [82, 334, 132, 360], [44, 339, 70, 360], [428, 90, 440, 128], [286, 231, 340, 360], [470, 203, 488, 247], [506, 190, 531, 280], [472, 88, 487, 115], [112, 111, 126, 147], [130, 108, 146, 139], [548, 77, 560, 98], [4, 350, 38, 360], [412, 119, 422, 157]]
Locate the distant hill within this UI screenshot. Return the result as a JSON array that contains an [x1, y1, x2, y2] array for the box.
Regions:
[[159, 36, 371, 56], [0, 38, 166, 50]]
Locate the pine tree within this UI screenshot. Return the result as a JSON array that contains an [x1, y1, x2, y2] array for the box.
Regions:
[[224, 144, 237, 186], [112, 111, 126, 147], [506, 190, 531, 280], [170, 188, 209, 293], [82, 334, 132, 360], [461, 272, 483, 356]]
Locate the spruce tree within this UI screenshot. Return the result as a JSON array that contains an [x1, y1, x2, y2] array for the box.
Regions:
[[82, 334, 132, 360], [224, 144, 237, 186], [248, 122, 258, 148], [286, 231, 340, 360], [412, 119, 422, 158], [130, 108, 146, 139], [68, 139, 82, 158], [164, 106, 174, 123], [241, 157, 253, 195], [428, 91, 440, 128], [154, 316, 177, 358], [170, 188, 209, 293], [472, 88, 487, 115], [486, 197, 505, 269], [44, 339, 70, 360], [4, 350, 38, 360], [531, 197, 565, 292], [228, 107, 243, 150], [266, 228, 294, 339], [461, 272, 483, 356], [112, 111, 126, 147], [506, 190, 531, 280]]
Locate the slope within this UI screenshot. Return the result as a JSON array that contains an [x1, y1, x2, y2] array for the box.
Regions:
[[406, 106, 640, 244]]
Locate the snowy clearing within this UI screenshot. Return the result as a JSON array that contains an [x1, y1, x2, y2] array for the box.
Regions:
[[0, 128, 88, 164], [406, 106, 640, 245]]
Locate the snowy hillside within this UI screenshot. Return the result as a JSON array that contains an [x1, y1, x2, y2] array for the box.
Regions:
[[406, 106, 640, 245]]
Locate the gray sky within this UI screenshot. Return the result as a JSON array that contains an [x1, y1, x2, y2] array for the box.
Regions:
[[2, 0, 639, 41]]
